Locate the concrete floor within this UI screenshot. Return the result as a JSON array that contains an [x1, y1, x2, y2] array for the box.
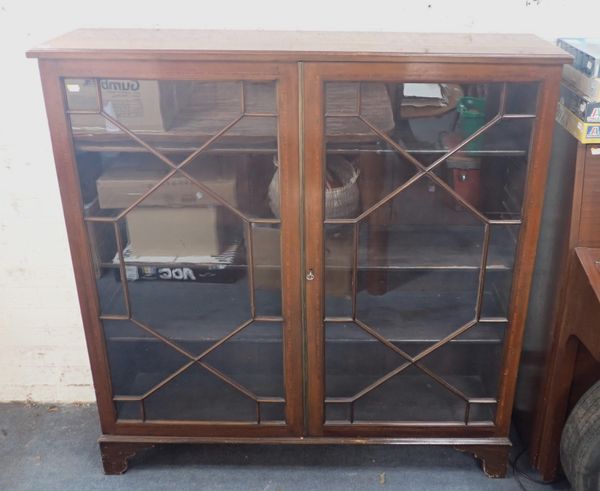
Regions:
[[0, 403, 571, 491]]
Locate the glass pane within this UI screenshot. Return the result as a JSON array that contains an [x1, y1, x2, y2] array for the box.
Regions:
[[324, 141, 417, 220], [86, 219, 127, 317], [506, 82, 539, 115], [419, 323, 506, 403], [434, 119, 533, 220], [470, 403, 497, 424], [325, 402, 352, 422], [321, 81, 535, 425], [252, 224, 282, 316], [483, 224, 520, 319], [325, 322, 406, 401], [203, 322, 284, 398], [324, 224, 354, 317], [353, 365, 467, 422], [260, 402, 286, 422], [103, 319, 189, 397], [115, 401, 142, 421], [64, 78, 100, 112], [144, 363, 257, 421], [70, 78, 285, 424]]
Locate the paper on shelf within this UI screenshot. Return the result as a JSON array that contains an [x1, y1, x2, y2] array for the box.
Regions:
[[403, 83, 443, 99], [112, 242, 240, 265], [402, 83, 448, 108]]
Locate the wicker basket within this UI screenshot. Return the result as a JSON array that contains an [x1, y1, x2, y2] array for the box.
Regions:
[[269, 156, 360, 219]]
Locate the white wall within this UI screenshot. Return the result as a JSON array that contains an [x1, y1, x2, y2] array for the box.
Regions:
[[1, 0, 599, 402]]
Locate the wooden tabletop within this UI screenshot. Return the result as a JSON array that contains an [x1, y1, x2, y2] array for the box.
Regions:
[[27, 29, 571, 64]]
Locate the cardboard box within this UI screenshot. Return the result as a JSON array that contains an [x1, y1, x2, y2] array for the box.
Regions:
[[253, 226, 352, 296], [557, 38, 600, 78], [556, 102, 600, 144], [562, 64, 600, 101], [113, 241, 244, 284], [96, 154, 237, 209], [560, 83, 600, 123], [126, 207, 221, 257], [65, 79, 192, 133]]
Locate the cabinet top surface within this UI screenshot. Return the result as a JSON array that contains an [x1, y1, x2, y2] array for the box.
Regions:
[[27, 29, 571, 64]]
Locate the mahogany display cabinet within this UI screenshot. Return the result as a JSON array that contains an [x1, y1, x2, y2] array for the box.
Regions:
[[27, 30, 569, 477]]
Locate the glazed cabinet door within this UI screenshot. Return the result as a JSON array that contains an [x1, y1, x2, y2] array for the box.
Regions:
[[303, 62, 560, 437], [40, 61, 302, 437]]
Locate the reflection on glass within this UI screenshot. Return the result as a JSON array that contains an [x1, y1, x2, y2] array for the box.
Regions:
[[322, 81, 536, 424]]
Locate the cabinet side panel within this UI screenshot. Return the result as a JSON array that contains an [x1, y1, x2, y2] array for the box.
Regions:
[[495, 67, 563, 435], [514, 124, 578, 445]]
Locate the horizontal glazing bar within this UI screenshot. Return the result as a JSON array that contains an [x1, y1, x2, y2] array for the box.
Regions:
[[324, 112, 359, 118], [324, 421, 477, 427], [479, 317, 509, 323], [316, 265, 512, 271], [324, 218, 356, 224], [115, 419, 287, 427], [257, 397, 286, 403], [324, 317, 354, 323], [73, 143, 528, 157], [501, 113, 536, 119], [489, 219, 522, 225], [326, 148, 529, 156], [242, 112, 278, 117], [99, 315, 130, 321], [100, 262, 251, 269], [66, 109, 100, 115], [250, 218, 281, 224], [468, 398, 498, 404], [84, 215, 116, 223], [253, 316, 284, 322]]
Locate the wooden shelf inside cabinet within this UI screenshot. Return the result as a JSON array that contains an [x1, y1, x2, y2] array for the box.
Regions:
[[72, 125, 532, 157], [29, 29, 567, 477], [98, 274, 507, 344], [96, 223, 517, 272]]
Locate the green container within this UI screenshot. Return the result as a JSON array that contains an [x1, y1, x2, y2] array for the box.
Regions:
[[457, 96, 487, 151]]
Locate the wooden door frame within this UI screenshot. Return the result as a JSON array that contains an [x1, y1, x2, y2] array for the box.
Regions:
[[302, 61, 562, 438], [38, 58, 303, 438]]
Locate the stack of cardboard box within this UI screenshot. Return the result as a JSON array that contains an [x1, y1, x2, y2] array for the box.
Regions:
[[96, 153, 238, 262], [556, 39, 600, 143]]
